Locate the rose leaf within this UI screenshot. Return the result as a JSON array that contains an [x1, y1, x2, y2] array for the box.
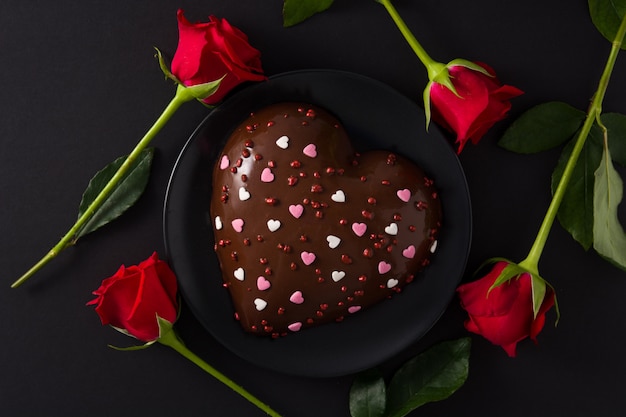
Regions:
[[593, 143, 626, 270], [551, 125, 603, 250], [385, 338, 470, 417], [75, 148, 154, 240], [588, 0, 626, 49], [499, 101, 585, 154], [349, 368, 386, 417], [602, 112, 626, 166], [282, 0, 334, 27]]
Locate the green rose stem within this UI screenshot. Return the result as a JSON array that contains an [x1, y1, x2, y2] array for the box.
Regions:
[[375, 0, 445, 82], [518, 13, 626, 277], [158, 327, 282, 417], [11, 83, 203, 289]]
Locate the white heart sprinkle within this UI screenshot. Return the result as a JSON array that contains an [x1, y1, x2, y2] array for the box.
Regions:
[[387, 278, 399, 288], [331, 190, 346, 203], [267, 219, 281, 232], [384, 223, 398, 235], [239, 187, 251, 201], [233, 267, 245, 281], [326, 235, 341, 249], [430, 240, 438, 253], [254, 298, 267, 311], [215, 216, 223, 230], [331, 270, 346, 282], [276, 135, 289, 149]]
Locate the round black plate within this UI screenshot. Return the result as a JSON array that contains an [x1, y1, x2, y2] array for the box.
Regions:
[[163, 70, 472, 377]]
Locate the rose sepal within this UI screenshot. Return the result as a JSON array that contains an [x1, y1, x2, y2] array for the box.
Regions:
[[156, 48, 225, 103], [480, 257, 559, 321]]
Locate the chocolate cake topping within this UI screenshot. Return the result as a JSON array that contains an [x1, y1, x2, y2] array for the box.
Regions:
[[210, 102, 442, 337]]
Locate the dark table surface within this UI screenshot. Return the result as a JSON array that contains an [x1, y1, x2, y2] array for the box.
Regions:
[[2, 1, 625, 416]]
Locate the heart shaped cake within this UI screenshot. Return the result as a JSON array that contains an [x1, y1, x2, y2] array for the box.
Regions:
[[211, 102, 442, 337]]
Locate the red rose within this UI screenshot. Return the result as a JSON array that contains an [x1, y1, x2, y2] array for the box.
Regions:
[[456, 261, 555, 357], [430, 63, 523, 153], [87, 252, 178, 342], [171, 10, 266, 105]]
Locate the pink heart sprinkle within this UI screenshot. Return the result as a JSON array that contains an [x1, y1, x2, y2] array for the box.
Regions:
[[378, 261, 392, 274], [260, 167, 274, 183], [402, 245, 416, 259], [348, 306, 361, 314], [289, 204, 304, 218], [351, 222, 367, 237], [397, 188, 411, 202], [303, 143, 317, 158], [300, 251, 316, 265], [256, 276, 271, 291], [288, 322, 302, 332], [231, 218, 244, 233], [219, 155, 229, 170], [289, 291, 304, 304]]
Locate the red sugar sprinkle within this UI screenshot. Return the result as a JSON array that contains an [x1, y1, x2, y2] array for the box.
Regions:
[[244, 140, 254, 148], [290, 160, 301, 168], [367, 197, 376, 205], [287, 176, 298, 186], [254, 154, 263, 161], [241, 174, 248, 182], [381, 180, 390, 185], [242, 149, 250, 158], [341, 255, 353, 264], [268, 160, 276, 168]]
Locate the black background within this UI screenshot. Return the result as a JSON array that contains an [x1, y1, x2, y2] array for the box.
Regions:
[[1, 1, 625, 416]]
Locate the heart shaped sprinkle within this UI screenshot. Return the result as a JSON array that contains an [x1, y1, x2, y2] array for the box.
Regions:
[[276, 135, 290, 149], [303, 143, 317, 158], [267, 219, 281, 232], [387, 278, 399, 288], [402, 245, 416, 259], [348, 306, 362, 314], [257, 276, 271, 291], [289, 204, 304, 218], [239, 187, 251, 201], [378, 261, 392, 275], [220, 155, 230, 170], [233, 267, 245, 281], [396, 188, 411, 202], [300, 251, 316, 266], [331, 270, 346, 282], [261, 167, 275, 183], [351, 222, 367, 237], [384, 223, 398, 235], [289, 291, 305, 304], [211, 102, 442, 337], [231, 218, 244, 233], [254, 298, 267, 311], [326, 235, 341, 249], [331, 190, 346, 203], [288, 322, 302, 332]]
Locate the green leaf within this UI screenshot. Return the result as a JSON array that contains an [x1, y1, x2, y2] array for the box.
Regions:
[[603, 112, 626, 166], [593, 143, 626, 270], [589, 0, 626, 48], [552, 125, 604, 250], [385, 338, 470, 417], [282, 0, 334, 27], [349, 368, 386, 417], [75, 148, 154, 240], [499, 101, 585, 153]]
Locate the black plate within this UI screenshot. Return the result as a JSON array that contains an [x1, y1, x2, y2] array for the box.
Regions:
[[163, 69, 472, 378]]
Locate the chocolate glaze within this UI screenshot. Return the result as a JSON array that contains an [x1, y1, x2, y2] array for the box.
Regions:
[[210, 102, 442, 337]]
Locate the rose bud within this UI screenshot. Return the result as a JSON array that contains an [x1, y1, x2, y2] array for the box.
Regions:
[[87, 252, 178, 342], [456, 261, 555, 357], [427, 62, 523, 153], [171, 9, 266, 105]]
